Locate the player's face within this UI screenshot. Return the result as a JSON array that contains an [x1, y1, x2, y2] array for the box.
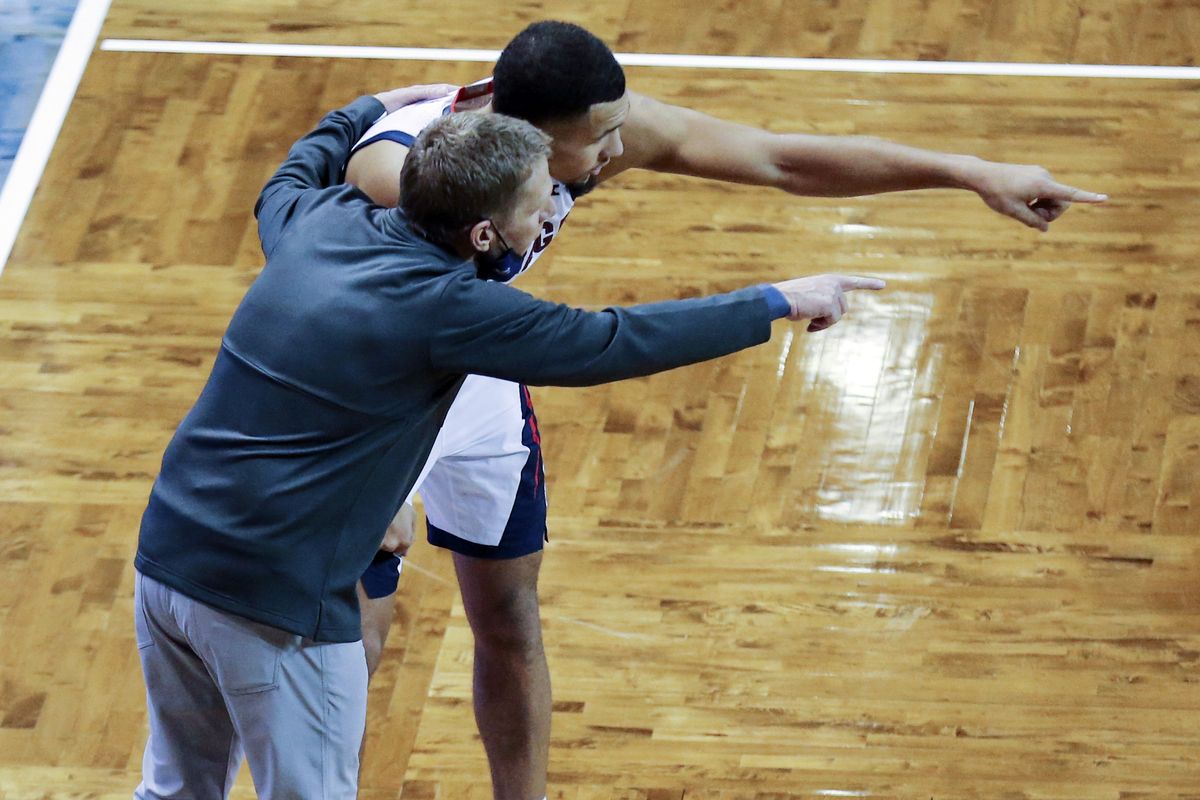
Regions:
[[541, 92, 630, 193], [493, 157, 556, 255]]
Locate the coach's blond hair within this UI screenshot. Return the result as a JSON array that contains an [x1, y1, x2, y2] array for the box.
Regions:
[[400, 113, 552, 243]]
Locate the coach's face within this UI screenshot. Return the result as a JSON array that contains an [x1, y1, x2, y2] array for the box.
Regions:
[[480, 156, 556, 257], [541, 93, 630, 194]]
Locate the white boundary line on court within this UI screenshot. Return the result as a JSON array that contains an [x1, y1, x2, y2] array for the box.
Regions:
[[3, 32, 1197, 275], [0, 0, 114, 276], [99, 38, 1200, 80]]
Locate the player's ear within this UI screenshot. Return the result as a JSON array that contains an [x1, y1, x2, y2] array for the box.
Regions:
[[467, 220, 496, 253]]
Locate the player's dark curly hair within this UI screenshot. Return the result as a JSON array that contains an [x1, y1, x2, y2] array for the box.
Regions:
[[493, 21, 626, 124]]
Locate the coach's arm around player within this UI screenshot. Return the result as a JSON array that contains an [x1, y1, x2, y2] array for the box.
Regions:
[[605, 92, 1108, 232]]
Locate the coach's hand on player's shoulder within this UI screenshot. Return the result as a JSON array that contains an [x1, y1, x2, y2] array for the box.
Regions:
[[966, 158, 1108, 232], [373, 84, 459, 113], [772, 274, 886, 333]]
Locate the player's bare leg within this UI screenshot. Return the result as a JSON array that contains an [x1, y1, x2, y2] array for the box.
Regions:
[[356, 584, 399, 780], [358, 503, 415, 770], [357, 583, 396, 769], [358, 584, 396, 679], [361, 502, 416, 677], [454, 550, 549, 800]]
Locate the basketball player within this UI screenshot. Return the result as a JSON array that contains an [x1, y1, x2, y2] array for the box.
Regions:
[[346, 21, 1107, 800]]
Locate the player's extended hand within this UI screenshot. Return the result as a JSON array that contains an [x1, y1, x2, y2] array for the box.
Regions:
[[379, 502, 416, 556], [772, 274, 887, 332], [970, 159, 1107, 232], [373, 84, 460, 113]]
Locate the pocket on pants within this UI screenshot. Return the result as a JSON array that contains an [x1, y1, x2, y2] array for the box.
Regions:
[[199, 610, 292, 696]]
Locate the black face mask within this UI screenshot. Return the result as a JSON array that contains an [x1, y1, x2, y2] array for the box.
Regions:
[[473, 224, 525, 282]]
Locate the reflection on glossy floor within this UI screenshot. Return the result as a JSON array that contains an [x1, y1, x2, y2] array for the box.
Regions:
[[1, 1, 1199, 798]]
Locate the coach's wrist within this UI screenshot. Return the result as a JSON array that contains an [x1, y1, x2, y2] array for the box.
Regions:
[[758, 284, 792, 320]]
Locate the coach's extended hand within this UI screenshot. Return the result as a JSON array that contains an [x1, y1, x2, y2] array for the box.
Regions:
[[772, 274, 887, 332]]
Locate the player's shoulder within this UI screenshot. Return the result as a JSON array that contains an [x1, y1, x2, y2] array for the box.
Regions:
[[351, 79, 492, 159], [354, 95, 453, 153], [347, 85, 469, 206], [619, 91, 695, 156], [345, 140, 410, 207], [624, 91, 681, 128], [599, 91, 691, 178]]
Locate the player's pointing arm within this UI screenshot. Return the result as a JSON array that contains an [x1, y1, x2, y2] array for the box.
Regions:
[[610, 92, 1106, 232]]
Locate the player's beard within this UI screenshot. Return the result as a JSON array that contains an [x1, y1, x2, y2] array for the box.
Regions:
[[564, 174, 599, 198]]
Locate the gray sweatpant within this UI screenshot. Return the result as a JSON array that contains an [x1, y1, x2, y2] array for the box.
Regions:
[[133, 571, 368, 799]]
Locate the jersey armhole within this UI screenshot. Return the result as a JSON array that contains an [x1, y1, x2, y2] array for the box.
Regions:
[[351, 130, 417, 157]]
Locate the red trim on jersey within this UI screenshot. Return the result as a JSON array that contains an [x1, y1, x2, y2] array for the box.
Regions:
[[451, 78, 494, 112], [520, 384, 543, 494]]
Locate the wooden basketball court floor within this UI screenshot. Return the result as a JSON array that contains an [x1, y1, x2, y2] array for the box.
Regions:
[[1, 1, 1198, 797]]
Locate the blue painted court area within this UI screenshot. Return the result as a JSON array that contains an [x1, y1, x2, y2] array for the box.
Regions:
[[1, 0, 79, 189]]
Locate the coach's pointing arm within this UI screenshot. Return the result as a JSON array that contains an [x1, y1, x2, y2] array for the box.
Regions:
[[608, 93, 1107, 233], [429, 272, 884, 386]]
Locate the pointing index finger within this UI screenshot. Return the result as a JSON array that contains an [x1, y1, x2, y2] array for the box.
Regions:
[[1043, 182, 1109, 204], [839, 276, 887, 291]]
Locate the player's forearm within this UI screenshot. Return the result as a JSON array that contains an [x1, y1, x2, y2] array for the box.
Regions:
[[771, 133, 987, 198]]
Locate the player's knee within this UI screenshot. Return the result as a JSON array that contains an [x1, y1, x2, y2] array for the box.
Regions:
[[468, 586, 542, 654]]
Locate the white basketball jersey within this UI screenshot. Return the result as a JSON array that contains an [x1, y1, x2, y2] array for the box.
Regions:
[[350, 79, 574, 284]]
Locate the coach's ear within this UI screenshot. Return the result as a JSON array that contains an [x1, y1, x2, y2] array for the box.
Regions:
[[467, 219, 499, 253]]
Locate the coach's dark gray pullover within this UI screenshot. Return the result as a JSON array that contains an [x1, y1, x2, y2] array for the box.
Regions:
[[135, 96, 773, 642]]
